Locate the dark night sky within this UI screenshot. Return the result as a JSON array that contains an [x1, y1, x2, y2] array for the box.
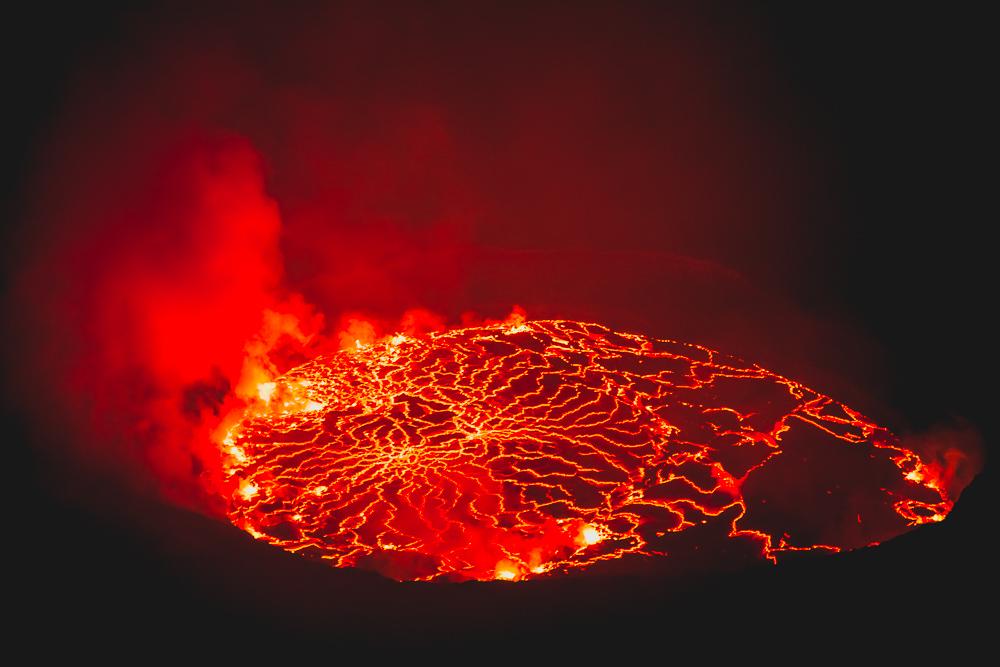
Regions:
[[2, 2, 992, 655]]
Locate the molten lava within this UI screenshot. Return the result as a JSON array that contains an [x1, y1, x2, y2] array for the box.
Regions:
[[224, 319, 952, 581]]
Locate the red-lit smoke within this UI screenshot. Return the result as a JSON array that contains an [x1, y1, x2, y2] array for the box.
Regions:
[[5, 4, 981, 546]]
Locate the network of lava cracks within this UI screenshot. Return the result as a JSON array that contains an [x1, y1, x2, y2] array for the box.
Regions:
[[223, 319, 952, 582]]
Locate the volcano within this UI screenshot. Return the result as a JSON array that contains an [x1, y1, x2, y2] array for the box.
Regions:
[[224, 319, 952, 581]]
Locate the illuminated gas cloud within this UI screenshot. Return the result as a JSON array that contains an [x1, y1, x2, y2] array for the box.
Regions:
[[224, 319, 952, 582]]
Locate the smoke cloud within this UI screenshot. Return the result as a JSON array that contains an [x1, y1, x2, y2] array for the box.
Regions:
[[4, 3, 981, 514]]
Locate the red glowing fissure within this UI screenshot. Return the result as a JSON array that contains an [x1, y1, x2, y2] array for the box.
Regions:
[[222, 318, 952, 582]]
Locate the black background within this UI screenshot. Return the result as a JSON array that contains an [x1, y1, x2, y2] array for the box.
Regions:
[[3, 2, 992, 655]]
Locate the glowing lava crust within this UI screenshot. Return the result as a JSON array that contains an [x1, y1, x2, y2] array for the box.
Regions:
[[224, 320, 952, 581]]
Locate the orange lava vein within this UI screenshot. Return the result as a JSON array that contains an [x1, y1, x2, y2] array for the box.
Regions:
[[223, 320, 952, 581]]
